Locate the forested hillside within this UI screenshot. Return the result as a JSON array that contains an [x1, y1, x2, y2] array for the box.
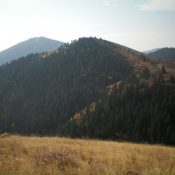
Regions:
[[65, 78, 175, 145], [0, 38, 133, 134], [0, 37, 174, 145]]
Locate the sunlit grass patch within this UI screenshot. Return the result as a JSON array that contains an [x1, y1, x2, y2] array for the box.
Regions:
[[0, 135, 175, 175]]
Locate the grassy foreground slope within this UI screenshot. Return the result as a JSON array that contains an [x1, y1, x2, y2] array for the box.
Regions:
[[0, 135, 175, 175]]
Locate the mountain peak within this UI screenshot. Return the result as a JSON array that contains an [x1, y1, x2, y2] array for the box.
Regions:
[[0, 37, 64, 65]]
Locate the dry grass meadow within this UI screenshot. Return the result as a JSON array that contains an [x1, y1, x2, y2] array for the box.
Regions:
[[0, 135, 175, 175]]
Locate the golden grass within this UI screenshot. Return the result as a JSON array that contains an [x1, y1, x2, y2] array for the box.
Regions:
[[0, 135, 175, 175]]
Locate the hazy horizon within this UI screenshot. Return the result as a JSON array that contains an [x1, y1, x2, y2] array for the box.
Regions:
[[0, 0, 175, 52]]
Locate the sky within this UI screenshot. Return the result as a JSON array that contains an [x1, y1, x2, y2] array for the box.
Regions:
[[0, 0, 175, 52]]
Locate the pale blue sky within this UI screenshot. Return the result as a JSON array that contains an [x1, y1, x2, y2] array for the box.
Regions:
[[0, 0, 175, 51]]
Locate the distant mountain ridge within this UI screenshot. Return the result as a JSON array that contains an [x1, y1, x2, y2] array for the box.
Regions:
[[143, 48, 161, 54], [146, 47, 175, 62], [0, 37, 64, 65]]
